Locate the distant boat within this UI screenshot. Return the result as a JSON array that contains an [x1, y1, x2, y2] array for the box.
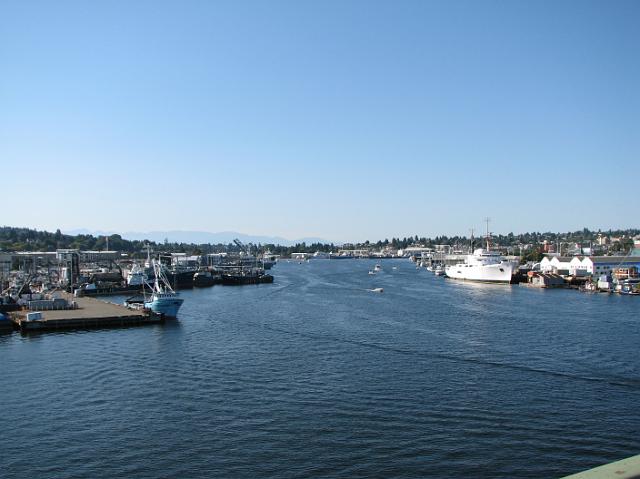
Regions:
[[619, 285, 639, 295], [368, 270, 376, 275], [370, 287, 383, 293], [261, 251, 278, 269], [597, 275, 613, 292], [126, 263, 147, 287], [374, 264, 382, 272], [193, 270, 219, 287], [144, 259, 184, 318], [434, 265, 445, 276], [220, 271, 273, 285]]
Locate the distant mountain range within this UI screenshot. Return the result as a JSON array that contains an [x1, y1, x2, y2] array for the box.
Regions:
[[63, 229, 332, 247]]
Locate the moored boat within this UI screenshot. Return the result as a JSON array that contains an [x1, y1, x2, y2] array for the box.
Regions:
[[220, 271, 273, 285], [144, 260, 184, 317], [193, 270, 220, 287], [444, 221, 517, 283]]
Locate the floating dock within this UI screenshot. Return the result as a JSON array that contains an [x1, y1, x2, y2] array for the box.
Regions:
[[9, 294, 162, 332]]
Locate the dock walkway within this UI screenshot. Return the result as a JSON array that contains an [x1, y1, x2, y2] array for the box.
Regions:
[[10, 294, 162, 331]]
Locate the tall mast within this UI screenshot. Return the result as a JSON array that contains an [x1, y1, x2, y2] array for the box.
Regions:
[[154, 259, 160, 293], [485, 217, 491, 250]]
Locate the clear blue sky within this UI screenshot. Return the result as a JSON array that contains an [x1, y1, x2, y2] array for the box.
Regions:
[[1, 0, 638, 243]]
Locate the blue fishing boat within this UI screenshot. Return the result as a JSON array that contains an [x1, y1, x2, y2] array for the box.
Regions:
[[144, 259, 184, 318]]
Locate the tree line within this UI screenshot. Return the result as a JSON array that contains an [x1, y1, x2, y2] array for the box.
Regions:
[[1, 226, 637, 257]]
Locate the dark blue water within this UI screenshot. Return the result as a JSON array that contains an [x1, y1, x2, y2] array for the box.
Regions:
[[1, 260, 639, 478]]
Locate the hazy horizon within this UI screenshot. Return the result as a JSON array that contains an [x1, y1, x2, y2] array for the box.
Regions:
[[2, 0, 638, 241]]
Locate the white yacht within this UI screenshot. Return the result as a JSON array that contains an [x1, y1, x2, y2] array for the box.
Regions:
[[144, 259, 184, 317], [445, 222, 517, 283], [445, 249, 515, 283]]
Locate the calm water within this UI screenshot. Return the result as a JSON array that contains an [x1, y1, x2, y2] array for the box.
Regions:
[[1, 260, 639, 478]]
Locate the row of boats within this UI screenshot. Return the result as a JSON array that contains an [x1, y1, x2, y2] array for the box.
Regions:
[[126, 254, 276, 317]]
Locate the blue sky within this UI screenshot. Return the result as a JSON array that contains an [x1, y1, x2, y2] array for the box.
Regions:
[[1, 0, 638, 243]]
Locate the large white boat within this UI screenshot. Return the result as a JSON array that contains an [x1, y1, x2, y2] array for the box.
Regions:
[[144, 260, 184, 317], [445, 249, 516, 283], [445, 222, 517, 283]]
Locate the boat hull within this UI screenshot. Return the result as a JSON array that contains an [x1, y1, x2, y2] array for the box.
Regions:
[[445, 262, 515, 283], [144, 297, 184, 317], [221, 274, 274, 285], [165, 271, 196, 289]]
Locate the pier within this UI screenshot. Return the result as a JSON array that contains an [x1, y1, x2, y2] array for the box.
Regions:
[[9, 294, 162, 332]]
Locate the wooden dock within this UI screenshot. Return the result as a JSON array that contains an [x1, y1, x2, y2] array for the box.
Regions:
[[10, 294, 163, 332]]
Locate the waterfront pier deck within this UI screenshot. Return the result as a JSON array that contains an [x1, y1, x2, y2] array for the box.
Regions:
[[10, 294, 162, 332]]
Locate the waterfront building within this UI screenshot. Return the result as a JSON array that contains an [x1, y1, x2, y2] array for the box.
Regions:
[[581, 256, 640, 277], [79, 250, 120, 261], [540, 256, 573, 274], [400, 246, 436, 258], [0, 253, 11, 282], [569, 257, 589, 276], [55, 249, 119, 262], [540, 254, 640, 277], [170, 253, 200, 267]]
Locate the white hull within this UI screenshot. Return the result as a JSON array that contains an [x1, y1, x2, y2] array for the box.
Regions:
[[446, 262, 514, 283], [445, 262, 515, 283]]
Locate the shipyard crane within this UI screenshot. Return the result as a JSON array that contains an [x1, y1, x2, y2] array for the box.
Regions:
[[233, 239, 253, 256]]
